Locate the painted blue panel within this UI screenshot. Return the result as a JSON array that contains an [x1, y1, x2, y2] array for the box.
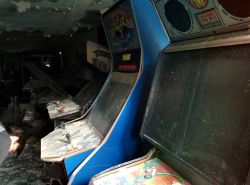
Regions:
[[64, 150, 93, 177], [69, 0, 170, 184]]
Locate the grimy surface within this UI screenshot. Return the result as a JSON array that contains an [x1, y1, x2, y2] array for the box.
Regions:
[[142, 44, 250, 184], [46, 75, 106, 120], [41, 120, 102, 160], [41, 72, 137, 161], [0, 144, 48, 185], [0, 102, 51, 184], [47, 99, 80, 119]]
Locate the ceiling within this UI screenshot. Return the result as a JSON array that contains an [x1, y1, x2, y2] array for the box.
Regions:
[[0, 0, 117, 52], [0, 0, 117, 34]]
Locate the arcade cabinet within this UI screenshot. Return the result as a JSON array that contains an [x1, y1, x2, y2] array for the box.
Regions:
[[90, 0, 250, 184], [46, 75, 106, 126], [46, 42, 110, 124], [40, 0, 168, 184]]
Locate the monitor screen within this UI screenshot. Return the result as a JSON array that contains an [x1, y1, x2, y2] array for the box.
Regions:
[[142, 44, 250, 184]]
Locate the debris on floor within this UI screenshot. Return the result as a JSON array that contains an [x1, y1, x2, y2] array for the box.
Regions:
[[0, 144, 49, 185], [0, 102, 52, 185]]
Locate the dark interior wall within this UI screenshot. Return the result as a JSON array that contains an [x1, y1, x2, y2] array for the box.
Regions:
[[62, 27, 98, 67], [0, 54, 3, 80], [62, 25, 108, 66], [3, 54, 21, 69], [1, 53, 22, 86], [60, 26, 108, 80], [0, 53, 22, 107], [97, 26, 109, 47], [0, 25, 108, 107], [0, 25, 107, 77], [0, 27, 99, 85]]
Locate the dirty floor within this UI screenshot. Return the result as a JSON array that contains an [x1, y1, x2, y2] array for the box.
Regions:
[[0, 104, 52, 185]]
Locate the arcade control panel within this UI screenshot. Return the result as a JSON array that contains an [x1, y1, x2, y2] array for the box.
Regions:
[[153, 0, 250, 41], [91, 158, 191, 185], [41, 120, 102, 161]]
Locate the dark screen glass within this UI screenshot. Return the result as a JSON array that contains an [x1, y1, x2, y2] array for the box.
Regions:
[[142, 45, 250, 184], [218, 0, 250, 18], [164, 0, 191, 32], [87, 73, 137, 136]]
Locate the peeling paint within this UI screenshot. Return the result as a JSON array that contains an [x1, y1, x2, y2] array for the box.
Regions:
[[0, 0, 117, 35], [11, 1, 32, 13]]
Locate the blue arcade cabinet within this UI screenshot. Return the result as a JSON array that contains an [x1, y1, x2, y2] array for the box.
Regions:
[[40, 0, 169, 184], [89, 0, 250, 184]]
